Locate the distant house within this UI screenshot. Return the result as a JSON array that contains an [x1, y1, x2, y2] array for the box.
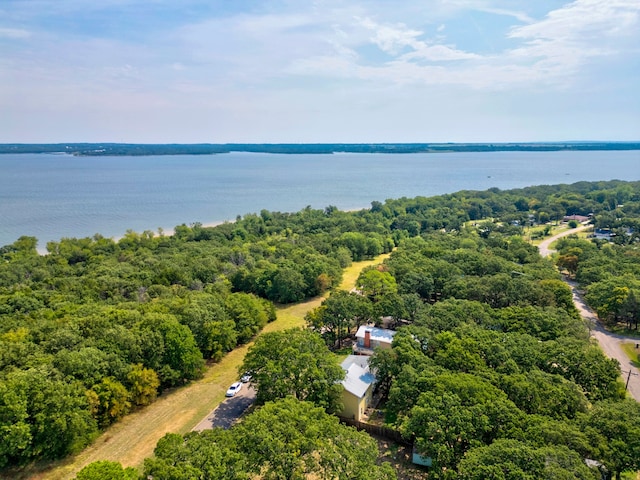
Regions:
[[593, 228, 612, 240], [563, 214, 590, 223], [339, 355, 376, 421], [353, 325, 397, 355]]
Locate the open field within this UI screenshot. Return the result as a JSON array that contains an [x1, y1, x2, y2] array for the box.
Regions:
[[10, 253, 391, 480]]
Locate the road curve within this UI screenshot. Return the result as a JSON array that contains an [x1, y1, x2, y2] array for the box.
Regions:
[[538, 226, 640, 402], [537, 224, 590, 257]]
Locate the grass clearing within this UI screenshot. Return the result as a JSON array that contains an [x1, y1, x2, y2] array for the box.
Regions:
[[20, 253, 390, 480], [621, 342, 640, 368], [339, 253, 392, 291]]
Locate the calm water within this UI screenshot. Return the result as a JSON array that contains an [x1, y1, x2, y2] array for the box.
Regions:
[[1, 150, 639, 251]]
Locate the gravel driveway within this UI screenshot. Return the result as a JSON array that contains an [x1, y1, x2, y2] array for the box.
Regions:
[[192, 384, 257, 431]]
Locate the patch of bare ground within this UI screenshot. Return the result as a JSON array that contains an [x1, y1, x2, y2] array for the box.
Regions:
[[375, 437, 428, 480]]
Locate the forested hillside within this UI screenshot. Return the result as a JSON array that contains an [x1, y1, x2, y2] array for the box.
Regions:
[[1, 180, 639, 478]]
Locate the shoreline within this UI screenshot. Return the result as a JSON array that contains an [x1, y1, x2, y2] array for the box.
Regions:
[[34, 219, 230, 256], [33, 208, 369, 255]]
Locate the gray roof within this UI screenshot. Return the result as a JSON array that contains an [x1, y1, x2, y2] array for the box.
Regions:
[[355, 325, 397, 344], [341, 355, 375, 398]]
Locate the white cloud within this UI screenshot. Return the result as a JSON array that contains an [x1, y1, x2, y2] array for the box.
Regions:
[[285, 0, 640, 91], [476, 7, 534, 24], [357, 17, 423, 55], [503, 0, 640, 80]]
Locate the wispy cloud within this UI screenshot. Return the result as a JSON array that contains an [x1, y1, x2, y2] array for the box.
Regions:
[[282, 0, 640, 90]]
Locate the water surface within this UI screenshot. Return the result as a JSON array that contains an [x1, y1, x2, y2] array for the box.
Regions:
[[0, 150, 638, 250]]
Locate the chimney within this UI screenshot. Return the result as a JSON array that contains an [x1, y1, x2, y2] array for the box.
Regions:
[[364, 329, 371, 348]]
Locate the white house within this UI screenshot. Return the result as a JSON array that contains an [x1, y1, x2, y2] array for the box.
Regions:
[[339, 355, 376, 421]]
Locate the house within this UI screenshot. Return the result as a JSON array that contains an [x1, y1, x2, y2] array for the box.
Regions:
[[563, 214, 590, 224], [353, 325, 396, 355], [593, 228, 612, 240], [339, 355, 376, 421]]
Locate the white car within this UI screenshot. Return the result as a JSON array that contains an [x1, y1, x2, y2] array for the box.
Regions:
[[226, 382, 242, 397]]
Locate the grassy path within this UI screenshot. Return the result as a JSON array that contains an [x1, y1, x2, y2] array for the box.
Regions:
[[27, 253, 391, 480]]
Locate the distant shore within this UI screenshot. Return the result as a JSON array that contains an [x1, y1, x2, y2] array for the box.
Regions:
[[2, 141, 640, 157]]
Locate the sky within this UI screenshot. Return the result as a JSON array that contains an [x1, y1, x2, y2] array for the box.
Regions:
[[1, 0, 639, 143]]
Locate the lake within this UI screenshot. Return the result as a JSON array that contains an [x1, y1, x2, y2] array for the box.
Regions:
[[0, 150, 638, 251]]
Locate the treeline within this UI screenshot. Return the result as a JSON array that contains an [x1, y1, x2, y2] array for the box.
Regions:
[[0, 180, 639, 472], [2, 142, 640, 156]]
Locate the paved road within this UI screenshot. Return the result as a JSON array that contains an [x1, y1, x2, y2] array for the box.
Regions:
[[538, 226, 640, 401], [568, 279, 640, 401], [537, 224, 590, 257], [192, 384, 256, 431]]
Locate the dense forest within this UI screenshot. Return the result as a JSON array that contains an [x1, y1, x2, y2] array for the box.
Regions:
[[1, 180, 640, 479], [2, 142, 640, 156]]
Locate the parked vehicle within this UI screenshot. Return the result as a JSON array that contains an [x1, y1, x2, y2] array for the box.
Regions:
[[226, 382, 242, 397]]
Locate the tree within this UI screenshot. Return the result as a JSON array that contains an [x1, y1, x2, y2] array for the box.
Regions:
[[306, 290, 372, 348], [75, 460, 138, 480], [266, 264, 307, 303], [240, 329, 344, 412], [144, 430, 247, 480], [356, 268, 398, 302], [234, 397, 396, 480], [225, 292, 270, 344], [87, 377, 131, 428], [178, 293, 235, 359], [126, 364, 160, 407], [0, 381, 31, 468], [457, 439, 599, 480], [154, 315, 205, 386], [1, 368, 98, 464], [400, 372, 524, 472], [620, 289, 640, 330], [584, 399, 640, 480], [143, 398, 395, 480]]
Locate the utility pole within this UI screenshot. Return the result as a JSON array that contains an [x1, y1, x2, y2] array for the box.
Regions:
[[622, 369, 638, 391]]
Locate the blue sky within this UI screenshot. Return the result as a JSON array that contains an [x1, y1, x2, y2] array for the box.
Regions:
[[1, 0, 638, 143]]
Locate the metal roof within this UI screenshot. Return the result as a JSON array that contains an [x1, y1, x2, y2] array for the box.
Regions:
[[355, 325, 397, 344], [341, 355, 375, 398]]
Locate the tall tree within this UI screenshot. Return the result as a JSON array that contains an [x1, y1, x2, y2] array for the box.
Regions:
[[240, 329, 344, 412], [584, 399, 640, 480], [74, 460, 138, 480], [234, 397, 396, 480]]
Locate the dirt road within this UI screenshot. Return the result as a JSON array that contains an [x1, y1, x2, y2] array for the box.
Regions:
[[538, 226, 640, 401]]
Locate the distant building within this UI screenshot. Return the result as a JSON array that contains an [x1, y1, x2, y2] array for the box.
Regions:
[[593, 228, 612, 240], [353, 325, 396, 355], [563, 214, 590, 223]]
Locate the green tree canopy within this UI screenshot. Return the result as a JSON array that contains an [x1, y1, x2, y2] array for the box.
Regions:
[[240, 329, 345, 412], [74, 460, 138, 480]]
